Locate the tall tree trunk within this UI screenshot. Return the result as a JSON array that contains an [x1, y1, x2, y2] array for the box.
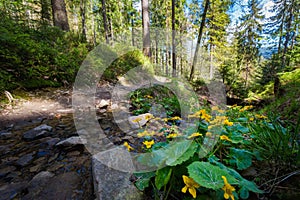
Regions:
[[91, 0, 96, 46], [189, 0, 209, 81], [101, 0, 109, 44], [80, 0, 87, 42], [51, 0, 69, 31], [142, 0, 151, 57], [172, 0, 176, 77], [41, 0, 51, 24], [131, 11, 135, 46]]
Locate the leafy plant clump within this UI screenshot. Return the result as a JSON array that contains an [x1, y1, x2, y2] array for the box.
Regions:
[[0, 13, 89, 92], [124, 104, 299, 199]]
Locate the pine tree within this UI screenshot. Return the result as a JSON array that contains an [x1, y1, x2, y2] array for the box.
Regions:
[[236, 0, 262, 88]]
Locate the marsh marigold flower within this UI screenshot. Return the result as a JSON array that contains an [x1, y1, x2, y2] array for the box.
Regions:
[[132, 117, 142, 123], [220, 135, 231, 142], [188, 132, 203, 139], [222, 176, 235, 200], [123, 142, 134, 151], [166, 133, 178, 138], [224, 119, 234, 126], [143, 140, 155, 149], [181, 175, 200, 198]]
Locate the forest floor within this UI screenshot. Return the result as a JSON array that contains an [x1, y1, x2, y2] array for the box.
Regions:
[[0, 85, 299, 200]]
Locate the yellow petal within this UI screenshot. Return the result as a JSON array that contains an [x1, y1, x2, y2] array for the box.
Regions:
[[189, 187, 197, 199], [181, 186, 187, 193], [224, 192, 230, 199]]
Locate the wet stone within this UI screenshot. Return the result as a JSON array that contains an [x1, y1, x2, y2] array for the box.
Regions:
[[15, 153, 35, 167], [56, 136, 87, 147], [0, 131, 12, 139], [0, 166, 16, 178], [0, 181, 28, 200]]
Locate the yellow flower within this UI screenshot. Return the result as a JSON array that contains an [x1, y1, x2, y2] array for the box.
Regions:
[[206, 132, 212, 137], [224, 119, 234, 126], [123, 142, 134, 151], [145, 113, 154, 120], [169, 116, 182, 121], [220, 135, 231, 142], [249, 117, 254, 121], [144, 95, 153, 99], [255, 114, 267, 119], [132, 117, 142, 123], [143, 140, 155, 149], [137, 130, 155, 138], [239, 105, 253, 112], [181, 175, 200, 199], [166, 133, 178, 138], [222, 176, 235, 200], [188, 132, 203, 139]]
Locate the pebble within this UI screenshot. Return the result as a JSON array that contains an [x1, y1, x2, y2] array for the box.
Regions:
[[56, 136, 87, 147], [15, 153, 35, 167]]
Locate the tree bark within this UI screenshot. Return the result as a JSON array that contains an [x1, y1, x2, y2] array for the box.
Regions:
[[100, 0, 109, 44], [80, 0, 87, 42], [51, 0, 69, 31], [189, 0, 209, 81], [172, 0, 176, 77], [41, 0, 51, 24], [142, 0, 151, 57]]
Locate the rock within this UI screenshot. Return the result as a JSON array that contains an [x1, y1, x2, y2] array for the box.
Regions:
[[23, 130, 49, 140], [56, 108, 74, 113], [15, 153, 35, 167], [128, 113, 153, 129], [0, 182, 28, 200], [44, 137, 60, 147], [0, 131, 12, 139], [67, 151, 81, 156], [23, 124, 53, 140], [97, 99, 110, 108], [0, 166, 16, 178], [23, 172, 81, 200], [56, 136, 87, 147], [27, 171, 55, 193], [33, 124, 53, 132], [92, 149, 144, 200]]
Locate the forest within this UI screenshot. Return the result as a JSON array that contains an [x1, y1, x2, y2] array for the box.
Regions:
[[0, 0, 299, 200]]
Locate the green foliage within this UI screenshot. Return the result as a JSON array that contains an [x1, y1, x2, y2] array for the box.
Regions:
[[247, 117, 299, 166], [0, 13, 88, 91], [132, 107, 265, 199], [129, 85, 181, 117], [187, 161, 238, 190]]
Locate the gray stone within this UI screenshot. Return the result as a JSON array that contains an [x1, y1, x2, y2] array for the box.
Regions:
[[23, 124, 53, 140], [23, 172, 81, 200], [23, 130, 49, 140], [92, 149, 143, 200], [16, 153, 34, 167], [0, 131, 12, 139], [56, 136, 87, 147], [0, 166, 16, 178], [44, 137, 60, 147], [0, 182, 28, 200], [33, 124, 53, 132], [128, 113, 153, 129], [97, 99, 110, 108], [27, 171, 55, 193]]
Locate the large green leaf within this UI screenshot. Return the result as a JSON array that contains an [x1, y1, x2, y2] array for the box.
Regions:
[[229, 148, 253, 170], [166, 141, 198, 166], [137, 140, 194, 168], [133, 171, 156, 191], [188, 161, 238, 190], [155, 167, 172, 190]]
